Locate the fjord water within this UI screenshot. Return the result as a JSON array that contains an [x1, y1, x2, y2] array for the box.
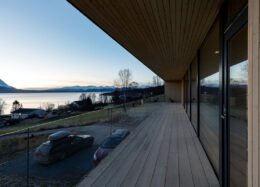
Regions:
[[0, 92, 104, 114]]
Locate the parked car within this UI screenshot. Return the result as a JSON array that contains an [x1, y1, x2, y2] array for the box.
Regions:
[[93, 129, 129, 165], [34, 130, 94, 164], [112, 129, 130, 138]]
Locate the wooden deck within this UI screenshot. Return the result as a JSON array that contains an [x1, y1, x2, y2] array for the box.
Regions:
[[78, 103, 219, 187]]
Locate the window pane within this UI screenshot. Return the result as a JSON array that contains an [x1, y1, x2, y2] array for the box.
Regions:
[[184, 73, 187, 110], [199, 18, 220, 174], [226, 0, 247, 25], [191, 57, 198, 131], [185, 73, 188, 113], [229, 25, 248, 187], [186, 69, 191, 117]]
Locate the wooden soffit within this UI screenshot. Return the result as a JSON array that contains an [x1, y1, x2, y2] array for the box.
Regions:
[[68, 0, 223, 81]]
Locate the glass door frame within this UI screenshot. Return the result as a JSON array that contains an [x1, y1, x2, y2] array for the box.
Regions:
[[220, 5, 248, 187]]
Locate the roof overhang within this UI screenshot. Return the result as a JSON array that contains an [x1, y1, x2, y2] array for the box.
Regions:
[[68, 0, 223, 81]]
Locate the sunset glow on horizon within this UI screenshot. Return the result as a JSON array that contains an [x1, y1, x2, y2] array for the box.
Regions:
[[0, 1, 157, 89]]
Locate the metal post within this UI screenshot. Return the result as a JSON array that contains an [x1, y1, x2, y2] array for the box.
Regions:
[[110, 108, 113, 135], [27, 128, 29, 187]]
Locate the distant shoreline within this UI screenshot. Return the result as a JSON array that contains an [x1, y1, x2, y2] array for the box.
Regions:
[[0, 89, 115, 94]]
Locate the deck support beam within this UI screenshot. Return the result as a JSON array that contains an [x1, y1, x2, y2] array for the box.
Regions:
[[164, 81, 182, 102]]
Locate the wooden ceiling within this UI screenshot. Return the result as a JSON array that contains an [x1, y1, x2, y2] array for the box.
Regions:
[[68, 0, 223, 81]]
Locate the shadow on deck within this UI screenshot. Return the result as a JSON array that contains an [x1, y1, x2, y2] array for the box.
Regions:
[[78, 102, 219, 187]]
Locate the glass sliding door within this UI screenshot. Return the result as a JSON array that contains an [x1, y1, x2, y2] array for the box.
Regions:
[[199, 18, 220, 175], [229, 24, 248, 187], [184, 73, 187, 111], [191, 57, 198, 131], [224, 13, 248, 187], [187, 68, 191, 118]]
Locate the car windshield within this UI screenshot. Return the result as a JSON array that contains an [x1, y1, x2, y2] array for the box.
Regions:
[[101, 137, 122, 149], [38, 141, 52, 155]]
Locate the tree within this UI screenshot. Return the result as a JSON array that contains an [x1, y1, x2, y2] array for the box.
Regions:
[[152, 75, 163, 86], [86, 97, 92, 105], [114, 69, 132, 90], [0, 99, 6, 115], [90, 93, 96, 103], [42, 102, 55, 113], [129, 81, 139, 89], [114, 69, 132, 110], [79, 93, 87, 101], [11, 100, 22, 112], [100, 94, 109, 104]]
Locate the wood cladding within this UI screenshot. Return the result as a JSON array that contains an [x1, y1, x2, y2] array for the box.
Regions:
[[248, 0, 259, 186], [68, 0, 223, 81]]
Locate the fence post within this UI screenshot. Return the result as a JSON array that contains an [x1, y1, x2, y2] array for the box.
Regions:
[[27, 128, 29, 187], [110, 108, 113, 135]]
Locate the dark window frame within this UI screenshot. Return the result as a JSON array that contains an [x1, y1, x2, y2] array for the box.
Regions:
[[182, 3, 248, 187], [222, 5, 248, 187]]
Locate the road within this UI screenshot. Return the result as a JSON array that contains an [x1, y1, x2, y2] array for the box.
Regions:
[[0, 123, 133, 186]]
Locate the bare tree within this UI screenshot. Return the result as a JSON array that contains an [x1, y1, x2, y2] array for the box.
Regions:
[[100, 94, 109, 104], [129, 81, 139, 89], [42, 102, 55, 113], [0, 99, 6, 115], [79, 93, 87, 101], [152, 75, 163, 86], [90, 93, 96, 103], [114, 69, 132, 90], [11, 100, 22, 112], [114, 69, 133, 110]]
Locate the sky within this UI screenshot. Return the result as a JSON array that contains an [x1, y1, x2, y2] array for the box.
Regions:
[[0, 0, 156, 89]]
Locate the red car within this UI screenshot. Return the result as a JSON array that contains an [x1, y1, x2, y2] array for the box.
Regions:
[[93, 129, 129, 165]]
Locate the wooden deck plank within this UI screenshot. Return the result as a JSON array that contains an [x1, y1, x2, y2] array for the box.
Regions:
[[134, 110, 169, 187], [77, 103, 219, 187], [77, 109, 154, 187], [150, 110, 172, 187], [177, 108, 195, 187], [165, 106, 180, 187], [91, 112, 163, 187], [105, 111, 166, 187], [181, 107, 219, 187], [181, 110, 210, 187], [120, 113, 167, 187]]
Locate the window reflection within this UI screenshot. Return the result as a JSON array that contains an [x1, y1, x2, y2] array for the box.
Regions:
[[201, 72, 219, 86], [230, 60, 248, 85], [187, 69, 191, 118], [229, 25, 248, 187], [191, 58, 198, 131], [199, 18, 220, 174]]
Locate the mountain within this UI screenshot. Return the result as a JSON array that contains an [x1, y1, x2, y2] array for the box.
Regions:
[[0, 79, 14, 89], [47, 85, 115, 92], [0, 79, 16, 93], [0, 80, 150, 93]]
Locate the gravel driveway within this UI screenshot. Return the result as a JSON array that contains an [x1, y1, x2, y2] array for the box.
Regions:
[[0, 123, 133, 187], [0, 102, 158, 186]]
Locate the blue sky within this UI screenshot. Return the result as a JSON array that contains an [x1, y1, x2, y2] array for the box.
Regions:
[[0, 0, 156, 89]]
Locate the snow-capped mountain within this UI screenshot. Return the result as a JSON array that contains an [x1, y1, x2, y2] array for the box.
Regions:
[[47, 85, 115, 92], [0, 79, 14, 89]]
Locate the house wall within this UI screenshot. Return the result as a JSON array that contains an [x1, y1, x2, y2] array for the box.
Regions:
[[11, 113, 28, 120], [31, 110, 46, 117], [164, 81, 181, 102], [248, 0, 260, 186]]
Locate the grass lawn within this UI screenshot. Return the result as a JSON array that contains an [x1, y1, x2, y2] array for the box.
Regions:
[[0, 96, 163, 165], [0, 107, 123, 136], [0, 95, 165, 136]]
